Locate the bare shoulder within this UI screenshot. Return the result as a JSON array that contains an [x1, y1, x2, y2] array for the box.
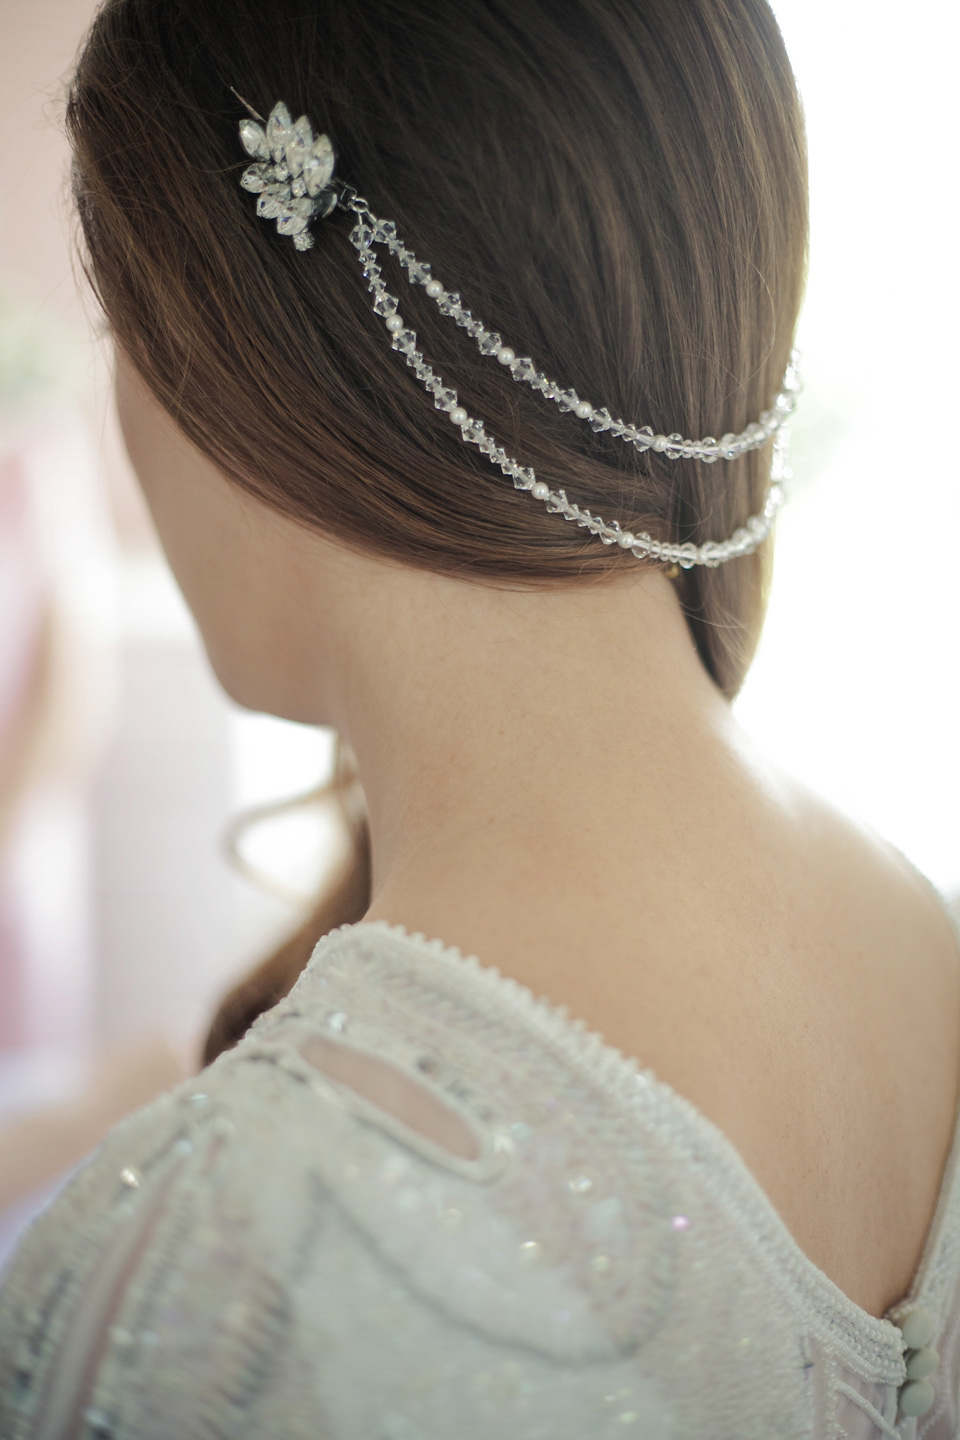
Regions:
[[777, 777, 960, 1142], [790, 779, 960, 980], [729, 776, 960, 1312]]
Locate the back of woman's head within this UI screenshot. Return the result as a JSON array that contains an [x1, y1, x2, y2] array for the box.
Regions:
[[68, 0, 806, 698]]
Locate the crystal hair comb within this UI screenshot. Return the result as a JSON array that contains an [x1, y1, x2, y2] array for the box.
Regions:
[[238, 99, 799, 569]]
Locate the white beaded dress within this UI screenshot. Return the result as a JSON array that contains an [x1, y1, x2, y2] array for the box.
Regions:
[[1, 920, 958, 1439]]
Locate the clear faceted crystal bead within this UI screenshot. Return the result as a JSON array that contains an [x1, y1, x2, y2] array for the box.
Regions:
[[433, 388, 458, 412], [373, 291, 399, 317], [477, 332, 503, 355], [437, 293, 462, 316], [555, 389, 580, 413], [589, 407, 613, 432], [372, 219, 397, 242], [292, 230, 314, 251], [407, 262, 432, 284]]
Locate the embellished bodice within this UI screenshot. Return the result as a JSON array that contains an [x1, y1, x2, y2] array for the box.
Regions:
[[1, 922, 959, 1438]]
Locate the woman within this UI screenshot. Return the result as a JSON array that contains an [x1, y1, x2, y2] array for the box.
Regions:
[[1, 0, 958, 1435]]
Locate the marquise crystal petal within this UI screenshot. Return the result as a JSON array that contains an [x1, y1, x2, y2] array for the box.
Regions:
[[284, 115, 314, 176], [277, 210, 310, 235], [239, 120, 269, 160], [240, 163, 271, 193], [266, 101, 292, 158], [256, 189, 287, 219], [303, 133, 335, 195]]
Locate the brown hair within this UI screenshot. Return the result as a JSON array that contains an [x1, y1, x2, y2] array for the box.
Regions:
[[67, 0, 807, 1059]]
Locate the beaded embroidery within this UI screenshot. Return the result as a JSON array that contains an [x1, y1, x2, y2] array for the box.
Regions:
[[3, 921, 960, 1439]]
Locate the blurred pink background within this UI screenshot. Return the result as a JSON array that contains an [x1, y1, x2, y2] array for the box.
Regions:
[[0, 0, 334, 1264]]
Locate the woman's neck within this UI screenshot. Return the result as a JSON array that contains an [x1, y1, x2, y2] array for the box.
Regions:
[[326, 556, 769, 984]]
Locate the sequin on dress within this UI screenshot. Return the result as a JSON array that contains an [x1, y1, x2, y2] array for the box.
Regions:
[[2, 921, 959, 1439]]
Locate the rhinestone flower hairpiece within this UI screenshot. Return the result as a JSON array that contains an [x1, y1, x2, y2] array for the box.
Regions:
[[238, 99, 799, 570]]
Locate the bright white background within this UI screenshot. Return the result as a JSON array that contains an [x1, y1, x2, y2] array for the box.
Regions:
[[738, 0, 960, 895]]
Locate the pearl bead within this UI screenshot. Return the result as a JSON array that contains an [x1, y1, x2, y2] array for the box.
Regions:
[[617, 531, 635, 548], [899, 1380, 936, 1418], [450, 407, 469, 426], [385, 314, 404, 333], [425, 280, 443, 298], [574, 401, 593, 419], [905, 1347, 939, 1381], [901, 1308, 936, 1350], [496, 346, 516, 366], [531, 481, 550, 500]]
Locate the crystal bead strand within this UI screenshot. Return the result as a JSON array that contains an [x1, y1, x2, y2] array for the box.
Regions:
[[341, 189, 789, 570], [341, 199, 801, 463], [235, 102, 797, 571]]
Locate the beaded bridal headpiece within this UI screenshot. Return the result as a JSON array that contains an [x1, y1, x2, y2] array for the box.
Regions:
[[238, 99, 800, 570]]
